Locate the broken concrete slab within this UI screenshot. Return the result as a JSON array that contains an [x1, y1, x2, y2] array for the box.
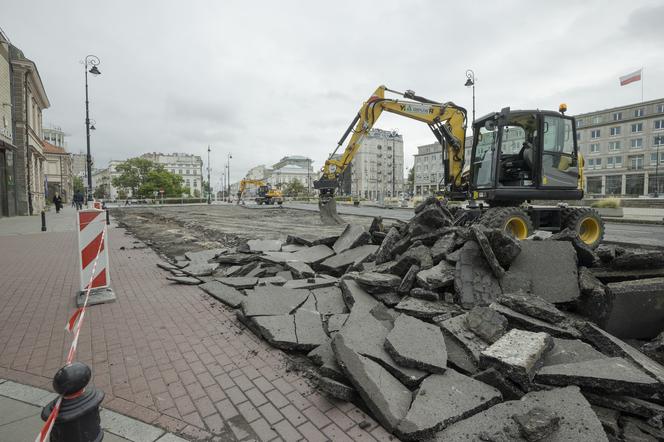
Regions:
[[183, 261, 219, 277], [398, 265, 420, 295], [375, 227, 401, 264], [409, 287, 439, 301], [241, 285, 309, 317], [577, 267, 612, 326], [465, 307, 508, 343], [307, 339, 346, 382], [339, 278, 379, 314], [410, 204, 452, 231], [257, 276, 287, 286], [372, 291, 402, 307], [185, 248, 227, 262], [439, 313, 491, 374], [287, 233, 339, 247], [430, 386, 607, 442], [591, 266, 664, 284], [332, 333, 412, 432], [642, 332, 664, 365], [251, 315, 298, 350], [621, 417, 664, 441], [332, 224, 371, 254], [276, 270, 293, 281], [157, 261, 179, 271], [199, 280, 246, 308], [218, 265, 243, 277], [282, 277, 337, 290], [290, 244, 335, 265], [215, 276, 259, 289], [281, 243, 308, 253], [512, 407, 561, 441], [353, 272, 401, 293], [454, 241, 502, 309], [415, 260, 455, 290], [285, 261, 315, 279], [473, 368, 525, 400], [504, 241, 579, 304], [591, 405, 622, 440], [293, 310, 328, 350], [483, 229, 522, 269], [497, 292, 568, 324], [311, 286, 348, 315], [577, 322, 664, 384], [401, 243, 434, 270], [384, 314, 447, 373], [542, 338, 608, 367], [549, 228, 599, 267], [536, 357, 661, 398], [373, 254, 419, 277], [585, 393, 664, 421], [395, 297, 462, 320], [213, 253, 258, 265], [165, 276, 201, 285], [246, 239, 282, 252], [430, 233, 457, 264], [233, 260, 261, 277], [490, 302, 582, 339], [604, 277, 664, 339], [396, 370, 502, 441], [325, 313, 349, 334], [611, 249, 664, 270], [480, 329, 553, 389], [318, 376, 357, 402], [472, 226, 506, 279], [319, 244, 378, 276]]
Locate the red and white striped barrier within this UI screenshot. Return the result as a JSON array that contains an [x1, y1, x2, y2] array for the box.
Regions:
[[92, 200, 102, 210], [77, 209, 110, 292]]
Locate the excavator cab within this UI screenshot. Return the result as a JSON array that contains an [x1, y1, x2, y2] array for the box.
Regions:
[[469, 108, 582, 204]]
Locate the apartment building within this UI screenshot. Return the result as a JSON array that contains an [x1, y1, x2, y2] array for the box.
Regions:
[[141, 152, 203, 195], [349, 128, 404, 200]]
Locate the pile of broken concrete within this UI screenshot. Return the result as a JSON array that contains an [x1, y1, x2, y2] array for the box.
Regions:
[[160, 197, 664, 441]]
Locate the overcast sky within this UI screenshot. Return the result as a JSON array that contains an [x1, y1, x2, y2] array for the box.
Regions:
[[3, 0, 662, 189]]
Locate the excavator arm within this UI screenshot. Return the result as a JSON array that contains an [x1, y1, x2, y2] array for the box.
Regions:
[[314, 85, 468, 224], [237, 179, 265, 203]]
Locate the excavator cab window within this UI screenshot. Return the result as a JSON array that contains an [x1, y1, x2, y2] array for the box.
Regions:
[[497, 114, 538, 187], [471, 123, 498, 188], [540, 115, 578, 188]]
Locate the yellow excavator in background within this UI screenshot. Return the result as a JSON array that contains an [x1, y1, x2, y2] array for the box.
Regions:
[[314, 85, 605, 248], [237, 179, 284, 205]]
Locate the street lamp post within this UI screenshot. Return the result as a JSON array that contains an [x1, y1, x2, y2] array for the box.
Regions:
[[84, 55, 101, 202], [655, 140, 660, 197], [226, 153, 232, 202], [207, 145, 211, 204], [464, 69, 476, 123]]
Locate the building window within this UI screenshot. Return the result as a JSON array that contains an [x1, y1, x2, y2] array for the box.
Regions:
[[587, 158, 602, 169], [655, 120, 664, 130], [590, 143, 600, 153], [626, 174, 644, 195], [577, 119, 584, 128], [377, 145, 382, 150], [634, 108, 645, 117], [608, 141, 621, 151], [648, 174, 664, 194], [610, 126, 621, 136], [654, 136, 664, 147], [628, 155, 644, 170], [630, 138, 643, 149], [650, 152, 664, 164], [591, 129, 600, 139], [592, 116, 601, 124], [607, 157, 613, 168], [657, 104, 664, 113], [614, 156, 623, 168], [576, 132, 581, 141], [613, 112, 622, 121], [586, 177, 602, 194], [606, 175, 622, 195], [387, 145, 392, 150], [193, 181, 197, 187], [632, 123, 643, 133]]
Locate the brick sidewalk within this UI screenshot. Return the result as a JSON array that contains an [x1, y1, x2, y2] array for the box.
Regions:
[[0, 224, 393, 441]]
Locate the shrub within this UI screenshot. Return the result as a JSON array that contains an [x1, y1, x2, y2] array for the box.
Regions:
[[591, 198, 621, 209]]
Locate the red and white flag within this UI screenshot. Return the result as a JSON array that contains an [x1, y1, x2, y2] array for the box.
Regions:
[[619, 69, 642, 86]]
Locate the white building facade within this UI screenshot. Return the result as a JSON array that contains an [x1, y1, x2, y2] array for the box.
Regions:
[[141, 152, 203, 196], [349, 128, 404, 201]]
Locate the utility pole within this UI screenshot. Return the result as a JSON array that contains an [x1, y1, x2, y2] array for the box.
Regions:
[[207, 145, 211, 204], [226, 153, 232, 202], [84, 55, 101, 202]]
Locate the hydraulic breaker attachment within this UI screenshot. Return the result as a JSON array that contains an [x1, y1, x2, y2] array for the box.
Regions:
[[319, 195, 345, 225]]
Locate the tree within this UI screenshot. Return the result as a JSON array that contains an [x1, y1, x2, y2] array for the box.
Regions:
[[193, 189, 201, 198], [73, 176, 85, 193], [283, 179, 305, 197], [407, 167, 415, 194], [112, 158, 185, 198], [93, 184, 108, 199], [117, 189, 128, 200]]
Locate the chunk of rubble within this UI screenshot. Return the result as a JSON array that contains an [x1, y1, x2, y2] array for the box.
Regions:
[[497, 292, 568, 324], [293, 310, 327, 350], [401, 243, 434, 270], [311, 286, 348, 315], [504, 241, 579, 304], [430, 232, 457, 264], [398, 265, 420, 295], [372, 291, 402, 307], [307, 339, 346, 382], [287, 233, 339, 247], [183, 261, 219, 277], [375, 227, 401, 264], [542, 338, 607, 367], [395, 297, 461, 320], [430, 386, 607, 442], [354, 272, 401, 293], [549, 228, 599, 267], [257, 276, 286, 286], [483, 229, 522, 268], [281, 243, 308, 253], [591, 405, 621, 439], [465, 307, 508, 343], [480, 329, 553, 388], [275, 270, 293, 280], [409, 287, 439, 301], [199, 281, 245, 308], [577, 267, 612, 325], [490, 303, 582, 339], [610, 249, 664, 270], [282, 277, 337, 290], [213, 253, 258, 265], [591, 265, 664, 283], [241, 286, 309, 317], [246, 239, 282, 252], [385, 314, 447, 373], [319, 244, 378, 276], [512, 407, 561, 441], [251, 315, 298, 350], [325, 313, 349, 334], [233, 260, 261, 276], [166, 276, 201, 285], [185, 248, 226, 262], [621, 417, 664, 441], [373, 255, 419, 277], [585, 393, 664, 422], [290, 244, 335, 265], [339, 278, 379, 314], [604, 277, 664, 339], [454, 241, 502, 308], [410, 204, 451, 232], [215, 276, 258, 289], [473, 368, 525, 400], [285, 261, 315, 279], [333, 224, 371, 254], [439, 313, 491, 374], [471, 226, 505, 279], [157, 261, 179, 271], [318, 376, 357, 402], [416, 260, 455, 290], [332, 333, 412, 432], [641, 332, 664, 365], [536, 357, 661, 398], [396, 370, 502, 441]]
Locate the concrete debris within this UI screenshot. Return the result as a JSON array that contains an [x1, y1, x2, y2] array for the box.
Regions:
[[215, 276, 258, 289], [339, 278, 379, 314], [282, 277, 337, 290], [213, 253, 258, 265], [318, 376, 357, 402], [257, 275, 286, 286], [395, 297, 462, 320], [542, 338, 607, 367], [276, 270, 293, 280], [157, 261, 179, 271], [252, 315, 298, 350], [199, 280, 245, 308], [440, 313, 491, 374], [409, 287, 439, 301], [472, 226, 506, 278], [333, 224, 371, 254], [293, 310, 327, 350], [385, 314, 448, 373], [549, 228, 599, 267], [396, 370, 501, 441], [430, 232, 457, 264], [611, 249, 664, 270], [166, 275, 201, 285], [373, 254, 419, 277], [319, 244, 378, 275], [483, 229, 522, 269], [512, 407, 561, 442], [281, 243, 308, 253], [183, 261, 219, 277], [480, 329, 553, 389], [401, 243, 434, 270], [353, 271, 401, 293], [454, 241, 502, 308], [233, 260, 261, 277], [185, 248, 227, 262], [416, 260, 455, 290], [430, 386, 607, 442], [642, 332, 664, 365], [285, 261, 315, 279], [290, 244, 335, 265], [310, 286, 347, 315], [597, 244, 618, 264], [246, 239, 282, 252], [287, 233, 339, 247], [398, 265, 420, 295], [241, 285, 309, 317], [307, 340, 346, 382], [372, 291, 403, 307], [497, 292, 568, 324], [585, 393, 664, 421], [325, 313, 349, 334], [591, 405, 621, 439], [604, 277, 664, 339], [465, 307, 508, 343], [490, 302, 582, 339], [473, 368, 525, 400], [375, 227, 401, 264]]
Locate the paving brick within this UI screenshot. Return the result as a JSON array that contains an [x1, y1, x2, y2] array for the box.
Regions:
[[297, 421, 328, 442], [303, 405, 333, 429], [274, 418, 303, 441], [258, 402, 284, 425], [238, 400, 262, 423], [215, 399, 239, 420], [249, 417, 279, 442], [266, 389, 290, 409], [322, 423, 355, 441], [246, 387, 269, 407]]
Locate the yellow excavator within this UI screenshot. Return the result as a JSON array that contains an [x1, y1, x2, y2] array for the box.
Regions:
[[314, 85, 605, 248], [237, 179, 284, 205]]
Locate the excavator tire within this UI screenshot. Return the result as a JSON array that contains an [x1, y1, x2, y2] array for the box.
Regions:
[[562, 207, 604, 249], [476, 206, 533, 240], [319, 197, 345, 226]]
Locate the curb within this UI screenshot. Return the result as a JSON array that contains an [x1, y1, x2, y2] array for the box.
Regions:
[[602, 217, 664, 225]]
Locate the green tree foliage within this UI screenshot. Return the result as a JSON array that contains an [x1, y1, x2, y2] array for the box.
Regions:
[[93, 184, 108, 199], [407, 167, 415, 193], [283, 179, 305, 196], [73, 176, 85, 193], [112, 158, 185, 197]]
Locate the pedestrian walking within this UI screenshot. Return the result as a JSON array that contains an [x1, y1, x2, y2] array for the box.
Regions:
[[74, 190, 84, 210], [53, 193, 63, 213]]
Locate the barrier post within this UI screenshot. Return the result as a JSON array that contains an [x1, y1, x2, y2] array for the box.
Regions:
[[76, 209, 116, 307], [41, 210, 47, 232]]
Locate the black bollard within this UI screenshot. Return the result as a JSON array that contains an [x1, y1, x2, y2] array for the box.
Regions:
[[106, 209, 110, 225], [41, 362, 104, 442], [41, 210, 47, 231]]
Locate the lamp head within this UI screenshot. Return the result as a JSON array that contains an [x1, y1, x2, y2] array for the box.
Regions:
[[464, 78, 474, 87], [90, 124, 96, 131], [89, 66, 101, 76]]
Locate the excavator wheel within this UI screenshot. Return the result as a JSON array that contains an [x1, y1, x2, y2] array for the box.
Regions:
[[477, 207, 533, 240], [562, 207, 604, 249], [319, 197, 345, 226]]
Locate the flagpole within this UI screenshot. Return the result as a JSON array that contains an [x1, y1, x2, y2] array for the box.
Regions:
[[641, 66, 644, 103]]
